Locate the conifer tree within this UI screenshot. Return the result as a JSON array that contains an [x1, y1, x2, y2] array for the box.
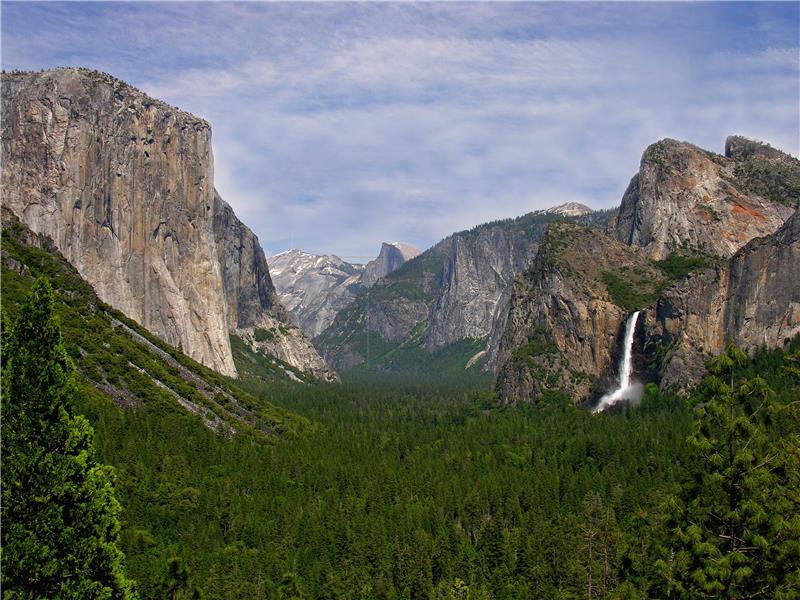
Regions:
[[1, 279, 137, 599], [658, 343, 800, 598]]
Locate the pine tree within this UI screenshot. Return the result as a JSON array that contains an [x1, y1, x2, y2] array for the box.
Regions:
[[659, 343, 800, 598], [1, 278, 137, 599]]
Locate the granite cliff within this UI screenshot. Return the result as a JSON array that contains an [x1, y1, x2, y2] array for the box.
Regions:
[[497, 137, 799, 405], [641, 208, 800, 391], [494, 223, 668, 405], [316, 205, 615, 373], [612, 137, 797, 260], [1, 208, 311, 434], [360, 242, 420, 287], [1, 67, 333, 381]]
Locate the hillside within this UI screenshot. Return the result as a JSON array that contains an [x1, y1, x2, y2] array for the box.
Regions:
[[316, 207, 616, 376], [1, 209, 310, 438]]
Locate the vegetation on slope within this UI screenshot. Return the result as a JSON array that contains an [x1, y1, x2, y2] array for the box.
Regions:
[[733, 155, 800, 208], [2, 280, 137, 598], [1, 209, 307, 439], [601, 252, 714, 312], [318, 209, 618, 374], [4, 211, 797, 598]]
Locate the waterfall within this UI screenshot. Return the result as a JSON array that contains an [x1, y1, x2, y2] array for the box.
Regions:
[[593, 311, 641, 413]]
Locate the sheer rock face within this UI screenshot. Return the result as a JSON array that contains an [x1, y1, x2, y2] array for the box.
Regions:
[[317, 216, 550, 372], [642, 209, 800, 391], [425, 226, 536, 353], [212, 194, 338, 382], [213, 191, 291, 330], [360, 242, 420, 288], [612, 138, 796, 260], [1, 68, 333, 380], [495, 188, 799, 406], [494, 223, 665, 405], [316, 209, 616, 373]]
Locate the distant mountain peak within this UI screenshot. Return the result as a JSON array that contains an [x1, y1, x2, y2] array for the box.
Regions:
[[270, 242, 419, 337], [541, 202, 594, 217], [360, 242, 420, 287], [383, 241, 421, 261]]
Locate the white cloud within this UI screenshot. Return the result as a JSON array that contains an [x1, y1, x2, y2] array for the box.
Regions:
[[2, 2, 798, 258]]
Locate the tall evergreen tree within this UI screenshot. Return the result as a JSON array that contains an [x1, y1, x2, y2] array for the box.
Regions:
[[1, 279, 137, 599], [658, 343, 800, 598]]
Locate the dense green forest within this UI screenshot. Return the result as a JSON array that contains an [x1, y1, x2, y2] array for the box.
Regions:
[[2, 215, 798, 598], [77, 341, 800, 598]]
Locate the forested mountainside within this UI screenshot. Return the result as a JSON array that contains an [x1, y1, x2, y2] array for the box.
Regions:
[[1, 208, 310, 436], [270, 242, 419, 338], [495, 136, 800, 407], [316, 205, 616, 376], [1, 68, 334, 381]]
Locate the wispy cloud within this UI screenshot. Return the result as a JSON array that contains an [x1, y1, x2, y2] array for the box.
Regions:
[[3, 2, 798, 258]]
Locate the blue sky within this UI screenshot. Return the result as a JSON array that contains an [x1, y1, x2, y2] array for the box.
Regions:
[[2, 2, 798, 259]]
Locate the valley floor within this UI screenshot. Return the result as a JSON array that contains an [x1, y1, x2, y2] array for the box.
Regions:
[[79, 344, 798, 599]]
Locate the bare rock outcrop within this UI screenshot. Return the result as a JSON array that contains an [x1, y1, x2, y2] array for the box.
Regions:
[[612, 137, 796, 260], [360, 242, 420, 287], [316, 207, 616, 373], [494, 223, 666, 405], [642, 208, 800, 391]]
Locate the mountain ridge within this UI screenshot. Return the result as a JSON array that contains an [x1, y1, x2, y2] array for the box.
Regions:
[[269, 241, 420, 338], [316, 205, 616, 374]]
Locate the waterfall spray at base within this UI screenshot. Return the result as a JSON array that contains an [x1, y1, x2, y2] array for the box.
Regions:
[[593, 311, 642, 413]]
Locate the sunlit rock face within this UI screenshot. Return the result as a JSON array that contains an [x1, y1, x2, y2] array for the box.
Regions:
[[642, 208, 800, 392], [360, 242, 420, 288], [269, 250, 366, 339], [315, 207, 615, 374], [496, 135, 799, 406], [2, 67, 334, 381], [494, 223, 665, 406], [612, 137, 797, 260]]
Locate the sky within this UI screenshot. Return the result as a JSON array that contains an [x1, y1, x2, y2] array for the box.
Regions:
[[2, 2, 798, 260]]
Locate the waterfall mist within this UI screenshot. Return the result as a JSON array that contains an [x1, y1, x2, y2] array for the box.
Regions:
[[593, 311, 642, 413]]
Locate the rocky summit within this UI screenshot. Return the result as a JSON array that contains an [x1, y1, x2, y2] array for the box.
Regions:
[[269, 242, 419, 338], [612, 137, 797, 260], [1, 68, 334, 381], [360, 242, 421, 287], [541, 202, 594, 217]]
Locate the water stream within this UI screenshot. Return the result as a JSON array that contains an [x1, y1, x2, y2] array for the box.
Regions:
[[593, 311, 641, 413]]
